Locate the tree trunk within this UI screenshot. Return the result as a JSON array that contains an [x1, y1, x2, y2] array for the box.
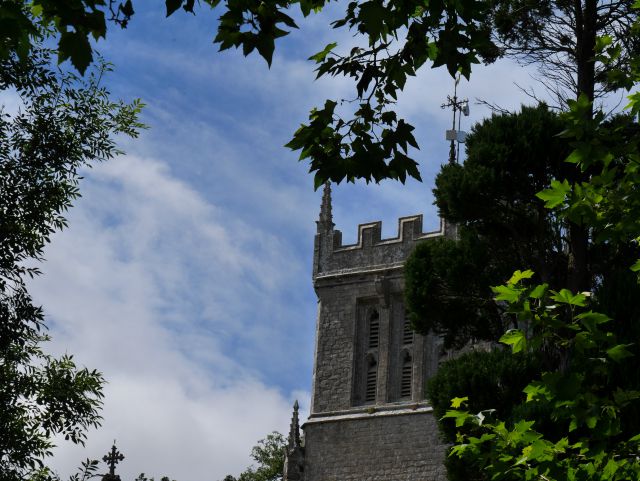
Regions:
[[567, 0, 597, 292]]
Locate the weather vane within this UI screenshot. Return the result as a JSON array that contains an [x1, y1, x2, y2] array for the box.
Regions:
[[441, 73, 470, 164]]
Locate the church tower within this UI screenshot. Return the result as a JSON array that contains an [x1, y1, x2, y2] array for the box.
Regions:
[[284, 184, 454, 481]]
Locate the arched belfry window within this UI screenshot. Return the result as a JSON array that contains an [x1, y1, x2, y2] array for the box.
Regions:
[[400, 350, 412, 399], [353, 304, 381, 406], [365, 354, 378, 403]]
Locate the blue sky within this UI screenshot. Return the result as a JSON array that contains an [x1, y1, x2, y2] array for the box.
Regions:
[[21, 4, 547, 480]]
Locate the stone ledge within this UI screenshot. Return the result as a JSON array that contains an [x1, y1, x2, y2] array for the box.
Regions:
[[304, 404, 433, 426]]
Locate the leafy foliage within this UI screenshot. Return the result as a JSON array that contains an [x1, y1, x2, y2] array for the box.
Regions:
[[405, 104, 571, 348], [446, 7, 640, 480], [283, 0, 496, 185], [447, 275, 640, 481], [0, 1, 136, 73], [4, 1, 637, 186], [222, 432, 285, 481], [0, 48, 143, 480], [427, 348, 551, 481], [1, 0, 497, 185], [428, 349, 545, 441], [405, 234, 503, 348]]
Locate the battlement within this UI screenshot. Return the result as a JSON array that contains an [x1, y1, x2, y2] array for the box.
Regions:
[[313, 214, 451, 280]]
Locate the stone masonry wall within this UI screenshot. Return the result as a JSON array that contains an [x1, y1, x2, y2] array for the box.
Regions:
[[311, 270, 418, 413], [303, 410, 447, 481], [310, 280, 361, 413]]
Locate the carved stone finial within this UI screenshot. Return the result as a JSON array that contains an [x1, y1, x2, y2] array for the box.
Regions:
[[288, 400, 301, 448], [317, 182, 334, 233], [283, 401, 305, 481]]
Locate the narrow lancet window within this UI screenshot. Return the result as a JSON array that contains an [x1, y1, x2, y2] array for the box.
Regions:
[[365, 356, 377, 403], [400, 352, 412, 399], [369, 310, 380, 348], [402, 316, 414, 345], [353, 304, 381, 406]]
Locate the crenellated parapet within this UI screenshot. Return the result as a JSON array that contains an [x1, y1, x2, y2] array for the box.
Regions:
[[313, 206, 456, 281]]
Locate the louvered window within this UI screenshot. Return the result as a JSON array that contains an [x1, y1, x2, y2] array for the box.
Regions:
[[400, 355, 412, 398], [354, 305, 381, 407], [365, 360, 377, 402], [368, 311, 380, 348], [402, 317, 414, 345]]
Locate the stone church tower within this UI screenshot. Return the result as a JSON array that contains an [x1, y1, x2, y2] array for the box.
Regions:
[[284, 183, 455, 481]]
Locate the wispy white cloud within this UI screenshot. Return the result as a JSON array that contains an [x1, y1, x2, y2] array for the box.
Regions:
[[29, 154, 311, 480], [0, 88, 24, 116]]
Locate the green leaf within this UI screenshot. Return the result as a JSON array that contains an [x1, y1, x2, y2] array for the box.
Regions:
[[569, 418, 578, 432], [529, 283, 548, 299], [449, 443, 473, 458], [574, 331, 596, 351], [358, 1, 387, 40], [30, 3, 43, 17], [514, 419, 535, 433], [450, 396, 468, 408], [309, 42, 337, 63], [526, 439, 553, 462], [443, 410, 471, 427], [507, 269, 534, 285], [631, 259, 640, 272], [595, 35, 612, 53], [166, 0, 184, 16], [575, 311, 611, 332], [500, 329, 526, 353], [602, 458, 619, 479], [58, 31, 93, 75], [492, 284, 521, 303], [550, 289, 587, 306], [607, 344, 634, 362], [121, 0, 135, 17], [256, 34, 276, 67], [565, 149, 584, 164], [554, 437, 569, 452], [468, 433, 496, 444], [536, 179, 571, 208], [613, 389, 640, 406], [183, 0, 196, 12], [523, 382, 551, 402]]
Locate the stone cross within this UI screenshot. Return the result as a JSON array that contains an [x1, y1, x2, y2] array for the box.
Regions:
[[103, 444, 125, 476]]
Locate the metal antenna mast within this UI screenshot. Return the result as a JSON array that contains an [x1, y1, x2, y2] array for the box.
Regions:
[[441, 73, 469, 164]]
